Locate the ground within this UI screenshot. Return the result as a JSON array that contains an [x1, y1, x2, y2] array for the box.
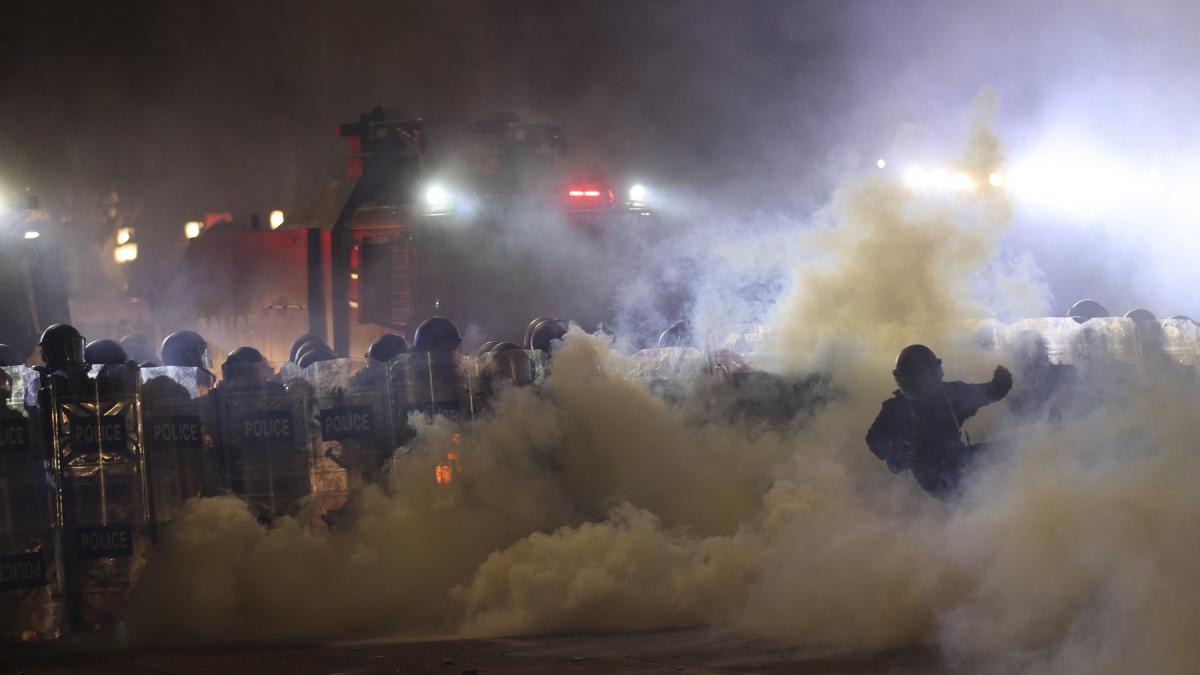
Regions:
[[2, 628, 947, 674]]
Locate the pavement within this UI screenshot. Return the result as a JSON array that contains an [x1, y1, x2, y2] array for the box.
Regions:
[[1, 627, 949, 674]]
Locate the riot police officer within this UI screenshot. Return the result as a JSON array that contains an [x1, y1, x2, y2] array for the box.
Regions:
[[118, 333, 156, 366], [161, 330, 216, 392], [528, 318, 568, 354], [405, 317, 467, 419], [217, 347, 283, 395], [214, 346, 308, 522], [85, 339, 138, 396], [866, 344, 1012, 499], [478, 341, 536, 400], [36, 324, 91, 395]]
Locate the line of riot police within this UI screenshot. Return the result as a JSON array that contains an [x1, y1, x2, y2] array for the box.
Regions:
[[0, 316, 555, 641]]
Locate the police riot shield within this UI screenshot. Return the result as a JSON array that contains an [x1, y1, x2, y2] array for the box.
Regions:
[[1160, 318, 1200, 371], [1000, 318, 1083, 365], [0, 367, 66, 641], [46, 365, 151, 631], [215, 365, 313, 522], [388, 352, 473, 423], [302, 358, 394, 512], [139, 367, 217, 529], [626, 347, 707, 403]]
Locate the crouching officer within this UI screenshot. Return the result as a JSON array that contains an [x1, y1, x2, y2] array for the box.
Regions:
[[866, 344, 1012, 499]]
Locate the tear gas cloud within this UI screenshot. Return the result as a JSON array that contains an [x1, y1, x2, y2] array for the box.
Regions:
[[129, 101, 1200, 674], [12, 2, 1200, 672]]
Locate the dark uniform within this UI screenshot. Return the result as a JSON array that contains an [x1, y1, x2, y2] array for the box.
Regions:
[[866, 345, 1011, 499]]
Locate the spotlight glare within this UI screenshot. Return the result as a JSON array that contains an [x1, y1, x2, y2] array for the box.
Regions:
[[425, 185, 450, 209]]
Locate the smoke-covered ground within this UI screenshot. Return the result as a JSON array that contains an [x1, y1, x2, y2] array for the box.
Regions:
[[124, 105, 1200, 675]]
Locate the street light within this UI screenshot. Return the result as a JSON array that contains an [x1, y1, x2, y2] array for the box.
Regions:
[[269, 210, 285, 229], [184, 221, 202, 239], [116, 226, 134, 245]]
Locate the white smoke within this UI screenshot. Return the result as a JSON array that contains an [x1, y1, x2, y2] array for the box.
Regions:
[[127, 99, 1200, 675]]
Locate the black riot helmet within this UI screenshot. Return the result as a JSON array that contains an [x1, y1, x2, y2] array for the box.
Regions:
[[1167, 315, 1197, 324], [0, 344, 23, 367], [1124, 308, 1158, 324], [475, 340, 502, 358], [529, 319, 568, 353], [1067, 299, 1109, 324], [523, 316, 557, 350], [296, 344, 337, 369], [40, 324, 86, 370], [161, 330, 211, 369], [657, 320, 692, 348], [893, 344, 944, 399], [224, 346, 265, 367], [119, 333, 156, 364], [85, 339, 129, 365], [412, 316, 462, 352], [294, 341, 325, 365], [367, 333, 408, 362], [289, 333, 326, 363], [490, 341, 522, 352]]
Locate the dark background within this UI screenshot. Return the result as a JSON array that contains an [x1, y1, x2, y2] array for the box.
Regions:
[[5, 0, 1199, 318], [0, 0, 865, 239]]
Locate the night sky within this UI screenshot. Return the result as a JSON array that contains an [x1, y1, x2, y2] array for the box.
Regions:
[[1, 0, 864, 244]]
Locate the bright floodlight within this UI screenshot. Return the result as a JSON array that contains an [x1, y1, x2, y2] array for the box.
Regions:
[[951, 170, 977, 192], [876, 158, 887, 169], [184, 221, 202, 239], [114, 242, 138, 264], [988, 172, 1007, 188], [903, 166, 930, 190], [116, 226, 133, 245], [24, 231, 39, 239], [426, 185, 450, 209], [629, 184, 646, 202], [269, 209, 285, 229]]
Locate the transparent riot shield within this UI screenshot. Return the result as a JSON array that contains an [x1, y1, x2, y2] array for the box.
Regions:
[[626, 347, 707, 403], [139, 367, 218, 530], [1160, 318, 1200, 371], [703, 324, 828, 423], [302, 359, 395, 514], [1001, 318, 1083, 365], [389, 352, 473, 423], [214, 365, 313, 522], [0, 367, 66, 641], [46, 365, 152, 632]]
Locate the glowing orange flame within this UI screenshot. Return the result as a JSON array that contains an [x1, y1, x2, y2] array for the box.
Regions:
[[435, 450, 462, 486]]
